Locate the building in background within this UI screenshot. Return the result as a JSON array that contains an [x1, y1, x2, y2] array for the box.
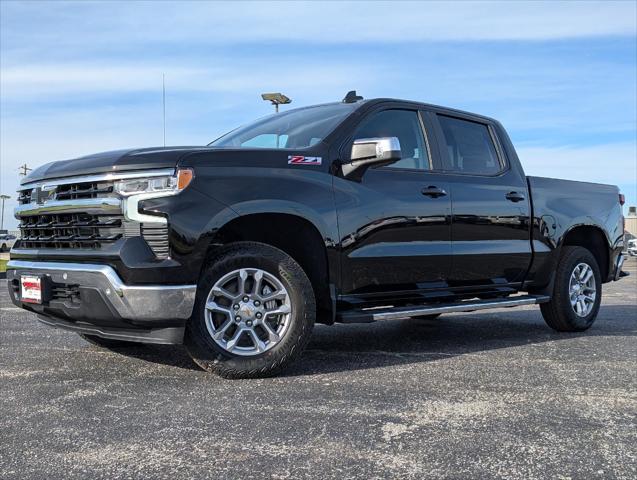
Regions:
[[625, 206, 637, 242]]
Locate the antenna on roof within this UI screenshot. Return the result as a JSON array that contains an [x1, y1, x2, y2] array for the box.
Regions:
[[342, 90, 363, 103]]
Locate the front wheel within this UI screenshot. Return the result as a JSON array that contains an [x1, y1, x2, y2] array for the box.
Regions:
[[540, 246, 602, 332], [184, 242, 315, 379]]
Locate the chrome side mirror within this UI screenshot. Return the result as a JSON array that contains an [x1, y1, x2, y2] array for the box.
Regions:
[[342, 137, 401, 180]]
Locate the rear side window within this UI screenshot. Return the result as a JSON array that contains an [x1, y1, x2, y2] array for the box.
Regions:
[[437, 115, 503, 175], [352, 109, 430, 171]]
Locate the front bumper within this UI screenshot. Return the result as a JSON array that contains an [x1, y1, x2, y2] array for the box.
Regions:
[[7, 260, 197, 344]]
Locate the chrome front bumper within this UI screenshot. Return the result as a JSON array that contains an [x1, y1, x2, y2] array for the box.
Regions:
[[7, 260, 196, 321]]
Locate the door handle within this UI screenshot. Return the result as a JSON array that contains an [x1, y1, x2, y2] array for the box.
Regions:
[[505, 191, 525, 202], [421, 186, 447, 198]]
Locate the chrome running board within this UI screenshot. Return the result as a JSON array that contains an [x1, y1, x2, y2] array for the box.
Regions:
[[337, 294, 551, 324]]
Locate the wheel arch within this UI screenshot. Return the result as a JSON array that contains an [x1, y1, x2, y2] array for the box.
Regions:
[[207, 210, 334, 323], [560, 224, 611, 282]]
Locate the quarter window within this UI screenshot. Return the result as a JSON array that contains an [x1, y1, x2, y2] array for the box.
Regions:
[[437, 115, 503, 175], [352, 110, 429, 171]]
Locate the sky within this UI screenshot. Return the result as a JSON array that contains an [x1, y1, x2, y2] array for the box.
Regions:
[[1, 0, 636, 231]]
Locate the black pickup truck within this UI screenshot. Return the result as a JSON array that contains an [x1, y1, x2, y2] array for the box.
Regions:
[[7, 92, 628, 378]]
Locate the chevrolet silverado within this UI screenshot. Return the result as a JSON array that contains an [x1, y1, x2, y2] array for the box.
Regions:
[[7, 92, 628, 378]]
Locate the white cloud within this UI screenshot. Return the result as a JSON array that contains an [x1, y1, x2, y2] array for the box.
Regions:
[[1, 0, 635, 54], [0, 61, 380, 100]]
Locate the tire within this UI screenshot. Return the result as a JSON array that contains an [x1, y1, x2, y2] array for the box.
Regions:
[[540, 246, 602, 332], [79, 334, 144, 349], [184, 241, 315, 379], [0, 243, 6, 252]]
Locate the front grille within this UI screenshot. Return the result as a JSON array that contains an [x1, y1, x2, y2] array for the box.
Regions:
[[54, 181, 114, 200], [19, 213, 124, 249], [17, 171, 171, 257], [17, 178, 122, 250], [18, 180, 116, 205]]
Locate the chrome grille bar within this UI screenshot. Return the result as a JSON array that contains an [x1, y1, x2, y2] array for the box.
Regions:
[[20, 168, 175, 189], [14, 198, 121, 218]]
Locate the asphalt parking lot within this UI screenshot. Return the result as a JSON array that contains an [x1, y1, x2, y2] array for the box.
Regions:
[[1, 258, 636, 479]]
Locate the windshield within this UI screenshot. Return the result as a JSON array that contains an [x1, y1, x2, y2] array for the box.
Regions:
[[210, 103, 356, 149]]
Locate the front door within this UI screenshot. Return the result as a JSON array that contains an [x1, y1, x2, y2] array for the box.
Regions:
[[333, 108, 452, 296]]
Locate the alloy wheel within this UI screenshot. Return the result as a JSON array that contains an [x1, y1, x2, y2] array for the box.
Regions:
[[204, 268, 292, 356], [568, 262, 597, 317]]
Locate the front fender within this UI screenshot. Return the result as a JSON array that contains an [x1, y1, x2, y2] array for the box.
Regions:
[[228, 198, 335, 243]]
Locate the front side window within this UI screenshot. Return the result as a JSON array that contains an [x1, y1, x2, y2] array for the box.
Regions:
[[437, 115, 503, 175], [352, 109, 429, 171], [210, 103, 356, 149]]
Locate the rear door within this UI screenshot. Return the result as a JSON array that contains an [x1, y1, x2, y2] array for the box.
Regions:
[[429, 112, 532, 287]]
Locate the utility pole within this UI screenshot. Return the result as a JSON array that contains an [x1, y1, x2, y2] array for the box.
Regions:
[[19, 164, 32, 176], [0, 194, 10, 231], [162, 73, 166, 147]]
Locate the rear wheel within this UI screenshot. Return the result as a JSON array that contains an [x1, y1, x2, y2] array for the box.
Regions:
[[540, 246, 602, 332], [185, 242, 315, 379], [0, 243, 7, 252]]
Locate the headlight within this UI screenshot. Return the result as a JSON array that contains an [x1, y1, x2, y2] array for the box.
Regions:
[[115, 168, 193, 197]]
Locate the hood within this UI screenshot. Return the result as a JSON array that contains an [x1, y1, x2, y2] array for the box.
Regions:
[[21, 146, 214, 184]]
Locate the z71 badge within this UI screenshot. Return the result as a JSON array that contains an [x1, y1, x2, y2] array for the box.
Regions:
[[288, 155, 322, 165]]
